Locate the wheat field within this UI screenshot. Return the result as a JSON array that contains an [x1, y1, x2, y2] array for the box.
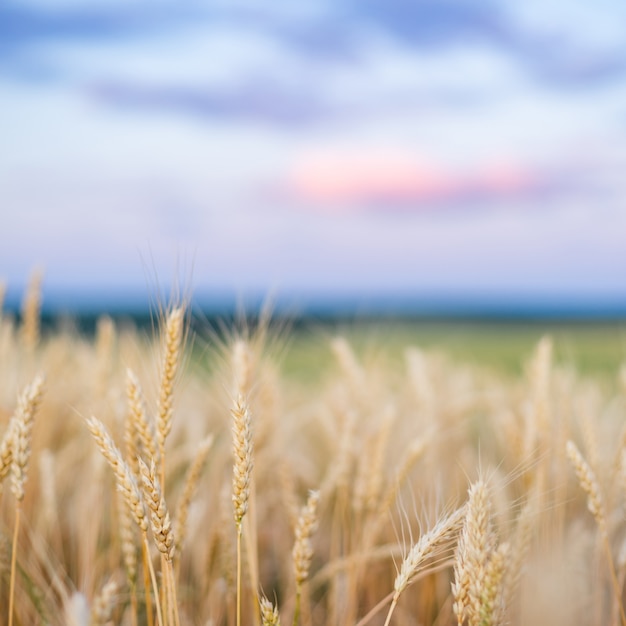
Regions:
[[1, 277, 626, 626]]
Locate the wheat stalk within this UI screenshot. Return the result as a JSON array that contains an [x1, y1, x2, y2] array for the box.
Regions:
[[118, 490, 139, 626], [232, 395, 253, 528], [10, 374, 45, 502], [8, 373, 45, 626], [292, 490, 320, 626], [566, 440, 606, 532], [452, 480, 496, 626], [86, 417, 148, 533], [126, 368, 159, 468], [383, 506, 464, 626], [86, 416, 164, 626], [231, 394, 254, 626], [567, 440, 626, 626], [157, 307, 184, 485]]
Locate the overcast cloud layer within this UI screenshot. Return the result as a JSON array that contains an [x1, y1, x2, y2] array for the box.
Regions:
[[2, 0, 626, 310]]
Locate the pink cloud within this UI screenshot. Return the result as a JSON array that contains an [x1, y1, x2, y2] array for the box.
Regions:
[[284, 149, 548, 211]]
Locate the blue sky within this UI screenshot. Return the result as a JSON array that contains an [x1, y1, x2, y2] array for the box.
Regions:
[[2, 0, 626, 311]]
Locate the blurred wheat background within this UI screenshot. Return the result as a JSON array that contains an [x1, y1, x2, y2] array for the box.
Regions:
[[0, 275, 626, 625]]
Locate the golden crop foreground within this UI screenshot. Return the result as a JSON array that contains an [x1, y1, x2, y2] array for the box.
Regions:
[[1, 283, 626, 625]]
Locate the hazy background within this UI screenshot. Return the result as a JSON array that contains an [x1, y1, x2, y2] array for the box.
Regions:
[[2, 0, 626, 317]]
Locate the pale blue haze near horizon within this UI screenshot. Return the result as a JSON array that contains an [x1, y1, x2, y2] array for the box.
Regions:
[[2, 0, 626, 313]]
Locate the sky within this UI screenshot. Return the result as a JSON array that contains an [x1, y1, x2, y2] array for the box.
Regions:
[[2, 0, 626, 314]]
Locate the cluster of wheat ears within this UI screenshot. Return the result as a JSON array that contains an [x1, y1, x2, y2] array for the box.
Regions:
[[2, 275, 626, 626]]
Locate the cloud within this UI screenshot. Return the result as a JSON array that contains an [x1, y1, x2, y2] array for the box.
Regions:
[[280, 149, 563, 211], [88, 80, 333, 126], [4, 0, 626, 93]]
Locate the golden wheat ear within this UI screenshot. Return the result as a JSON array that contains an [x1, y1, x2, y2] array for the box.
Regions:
[[8, 373, 45, 626], [259, 596, 281, 626], [157, 306, 185, 484]]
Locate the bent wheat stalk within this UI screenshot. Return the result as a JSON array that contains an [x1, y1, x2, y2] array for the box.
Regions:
[[383, 506, 464, 626], [86, 416, 164, 626]]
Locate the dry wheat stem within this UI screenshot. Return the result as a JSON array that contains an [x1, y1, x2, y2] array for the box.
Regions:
[[383, 506, 464, 626], [8, 505, 21, 626], [143, 536, 165, 626], [118, 491, 139, 626], [293, 490, 320, 586]]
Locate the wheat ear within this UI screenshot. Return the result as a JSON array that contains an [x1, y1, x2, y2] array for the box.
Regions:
[[232, 395, 253, 527], [86, 417, 164, 626], [0, 417, 16, 483], [138, 457, 180, 626], [477, 541, 510, 626], [86, 417, 148, 533], [232, 394, 254, 626], [260, 596, 281, 626], [292, 490, 319, 626], [157, 306, 184, 486], [118, 490, 139, 626], [452, 480, 495, 626], [567, 440, 626, 626], [384, 506, 464, 626], [10, 374, 45, 502], [8, 374, 45, 626], [232, 338, 254, 398], [138, 458, 175, 561], [91, 579, 119, 626], [126, 368, 159, 467]]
